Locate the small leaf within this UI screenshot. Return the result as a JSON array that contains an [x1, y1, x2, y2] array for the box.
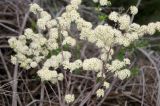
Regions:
[[98, 13, 108, 21], [73, 68, 82, 74], [117, 48, 125, 61], [130, 67, 139, 77], [134, 39, 149, 48]]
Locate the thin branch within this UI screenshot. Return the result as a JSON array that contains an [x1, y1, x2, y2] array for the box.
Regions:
[[12, 63, 18, 106]]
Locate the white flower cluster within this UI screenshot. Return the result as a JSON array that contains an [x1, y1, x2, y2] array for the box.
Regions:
[[96, 88, 104, 98], [93, 0, 111, 6], [63, 59, 82, 72], [106, 58, 131, 80], [37, 68, 64, 83], [108, 10, 160, 39], [107, 58, 130, 72], [96, 81, 110, 98], [114, 69, 131, 80], [65, 94, 75, 103], [8, 0, 160, 101], [130, 6, 138, 15], [43, 51, 71, 69], [103, 81, 110, 89], [8, 28, 49, 69], [83, 58, 103, 72]]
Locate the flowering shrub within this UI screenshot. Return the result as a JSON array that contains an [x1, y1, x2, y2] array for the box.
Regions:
[[8, 0, 160, 105]]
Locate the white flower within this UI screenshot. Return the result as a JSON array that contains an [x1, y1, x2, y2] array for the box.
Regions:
[[129, 23, 140, 32], [156, 22, 160, 31], [47, 40, 58, 50], [107, 59, 125, 72], [48, 28, 58, 39], [8, 37, 17, 48], [130, 6, 138, 15], [74, 59, 82, 68], [99, 0, 109, 6], [70, 0, 82, 6], [83, 58, 103, 72], [46, 19, 57, 29], [16, 53, 26, 61], [40, 11, 51, 21], [61, 31, 68, 37], [100, 53, 107, 61], [30, 61, 38, 68], [62, 59, 82, 72], [66, 5, 78, 12], [96, 89, 104, 97], [37, 18, 47, 30], [43, 56, 59, 68], [37, 69, 58, 81], [138, 25, 148, 37], [51, 78, 58, 84], [109, 11, 119, 22], [103, 81, 110, 89], [58, 73, 64, 81], [62, 36, 76, 47], [147, 23, 156, 35], [11, 56, 17, 64], [34, 56, 44, 63], [20, 62, 30, 69], [57, 51, 72, 61], [118, 14, 130, 30], [115, 69, 131, 80], [93, 0, 98, 3], [123, 58, 130, 65], [30, 3, 43, 14], [97, 72, 106, 78], [65, 94, 75, 103]]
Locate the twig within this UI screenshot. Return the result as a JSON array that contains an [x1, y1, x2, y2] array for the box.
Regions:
[[130, 0, 142, 23], [12, 63, 18, 106], [0, 49, 11, 79], [97, 78, 117, 106], [39, 82, 45, 106], [79, 83, 101, 106], [138, 48, 160, 106]]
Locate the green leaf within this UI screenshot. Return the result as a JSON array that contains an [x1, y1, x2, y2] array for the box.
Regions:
[[98, 13, 108, 21], [117, 48, 125, 61], [31, 20, 36, 31], [134, 39, 149, 48], [63, 44, 70, 51], [73, 68, 82, 74], [130, 67, 139, 77]]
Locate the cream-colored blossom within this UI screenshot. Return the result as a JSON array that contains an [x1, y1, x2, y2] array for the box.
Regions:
[[130, 6, 138, 15], [99, 0, 109, 6], [96, 89, 104, 97], [103, 81, 110, 89], [65, 94, 75, 103], [97, 72, 106, 78], [30, 61, 38, 68], [109, 11, 119, 22], [83, 58, 103, 72], [93, 0, 98, 3], [58, 73, 64, 81], [62, 36, 76, 47], [40, 11, 51, 21], [37, 18, 47, 30], [115, 69, 131, 80], [46, 19, 57, 29], [37, 68, 58, 81], [11, 56, 17, 64], [118, 14, 130, 30], [30, 3, 43, 14]]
